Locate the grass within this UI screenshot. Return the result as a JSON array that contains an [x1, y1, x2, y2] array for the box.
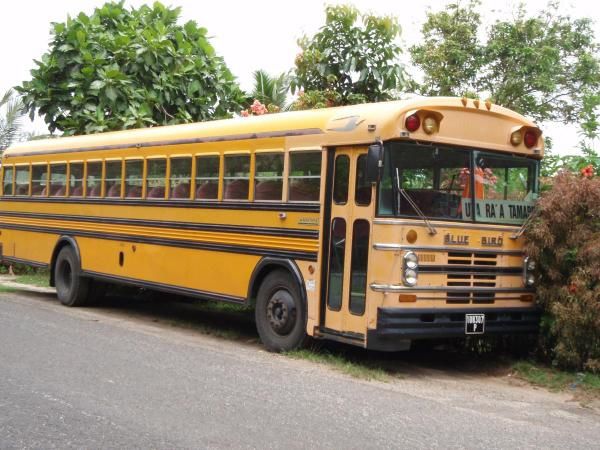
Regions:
[[0, 285, 17, 293], [512, 360, 600, 396], [14, 273, 50, 288], [286, 347, 392, 382]]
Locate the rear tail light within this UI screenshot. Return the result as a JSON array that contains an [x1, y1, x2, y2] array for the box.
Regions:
[[405, 114, 420, 132]]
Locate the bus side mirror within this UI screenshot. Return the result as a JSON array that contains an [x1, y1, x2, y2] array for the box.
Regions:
[[366, 143, 383, 183]]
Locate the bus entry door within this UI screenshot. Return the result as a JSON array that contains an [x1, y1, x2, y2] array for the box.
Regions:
[[323, 148, 373, 337]]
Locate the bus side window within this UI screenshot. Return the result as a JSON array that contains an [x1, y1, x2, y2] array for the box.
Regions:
[[2, 165, 14, 196], [69, 163, 84, 197], [289, 151, 321, 202], [125, 160, 143, 198], [31, 165, 47, 196], [146, 159, 166, 199], [195, 155, 219, 200], [223, 154, 250, 200], [15, 166, 30, 196], [86, 162, 102, 197], [355, 154, 372, 206], [49, 164, 67, 197], [255, 153, 283, 201], [169, 157, 192, 199], [105, 160, 123, 198]]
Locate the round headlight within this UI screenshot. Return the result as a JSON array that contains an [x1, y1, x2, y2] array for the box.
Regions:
[[526, 273, 535, 286], [527, 259, 536, 271], [404, 252, 418, 269], [404, 269, 418, 286]]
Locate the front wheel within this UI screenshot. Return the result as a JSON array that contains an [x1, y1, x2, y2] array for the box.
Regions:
[[255, 270, 308, 352], [55, 246, 90, 307]]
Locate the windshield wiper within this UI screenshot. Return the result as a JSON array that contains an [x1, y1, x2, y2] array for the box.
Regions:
[[510, 213, 532, 240], [394, 168, 437, 236]]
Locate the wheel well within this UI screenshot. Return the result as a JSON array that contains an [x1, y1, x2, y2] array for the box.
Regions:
[[49, 237, 80, 287], [248, 258, 306, 308]]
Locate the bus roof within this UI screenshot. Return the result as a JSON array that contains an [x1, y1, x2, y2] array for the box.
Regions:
[[3, 97, 542, 159]]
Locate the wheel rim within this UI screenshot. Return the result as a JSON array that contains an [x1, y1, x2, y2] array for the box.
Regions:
[[266, 289, 297, 336]]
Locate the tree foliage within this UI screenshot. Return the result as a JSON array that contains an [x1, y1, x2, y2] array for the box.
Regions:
[[249, 70, 289, 110], [410, 1, 600, 126], [17, 1, 244, 135], [292, 5, 406, 109], [0, 89, 25, 151]]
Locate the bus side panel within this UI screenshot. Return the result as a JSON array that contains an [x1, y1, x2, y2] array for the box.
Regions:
[[77, 237, 259, 299], [0, 229, 57, 266]]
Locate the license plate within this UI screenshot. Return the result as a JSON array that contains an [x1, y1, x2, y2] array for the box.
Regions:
[[465, 314, 485, 335]]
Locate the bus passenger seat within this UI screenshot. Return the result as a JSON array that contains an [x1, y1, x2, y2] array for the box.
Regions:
[[255, 180, 282, 201], [126, 186, 142, 198], [224, 180, 249, 200], [107, 184, 121, 197], [88, 185, 101, 197], [171, 183, 190, 199], [196, 182, 217, 199], [147, 186, 165, 198], [71, 186, 84, 196]]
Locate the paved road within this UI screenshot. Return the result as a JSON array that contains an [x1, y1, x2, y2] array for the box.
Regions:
[[1, 291, 598, 449]]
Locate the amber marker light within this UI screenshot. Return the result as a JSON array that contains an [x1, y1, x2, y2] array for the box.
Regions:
[[510, 131, 523, 146], [406, 229, 418, 244], [423, 116, 437, 135], [398, 294, 417, 303], [405, 114, 420, 132]]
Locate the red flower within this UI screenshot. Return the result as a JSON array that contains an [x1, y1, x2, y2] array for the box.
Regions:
[[568, 283, 578, 294], [580, 165, 594, 178], [240, 110, 249, 117]]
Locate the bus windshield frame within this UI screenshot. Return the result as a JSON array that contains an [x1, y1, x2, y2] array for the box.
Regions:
[[377, 142, 540, 225]]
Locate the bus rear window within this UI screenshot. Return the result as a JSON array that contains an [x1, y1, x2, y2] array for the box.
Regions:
[[289, 151, 321, 202]]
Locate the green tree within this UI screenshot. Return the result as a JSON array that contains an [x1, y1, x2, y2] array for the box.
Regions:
[[0, 89, 26, 151], [292, 5, 406, 109], [410, 1, 600, 126], [409, 0, 482, 97], [17, 1, 245, 136]]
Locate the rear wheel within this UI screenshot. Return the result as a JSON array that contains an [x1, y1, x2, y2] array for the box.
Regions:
[[255, 270, 308, 352], [55, 246, 89, 307]]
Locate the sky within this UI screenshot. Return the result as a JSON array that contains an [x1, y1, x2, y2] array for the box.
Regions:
[[1, 0, 598, 154]]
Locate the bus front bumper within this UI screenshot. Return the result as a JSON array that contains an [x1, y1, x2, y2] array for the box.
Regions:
[[366, 306, 540, 351]]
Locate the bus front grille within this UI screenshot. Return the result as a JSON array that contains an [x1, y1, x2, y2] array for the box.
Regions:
[[446, 252, 498, 304]]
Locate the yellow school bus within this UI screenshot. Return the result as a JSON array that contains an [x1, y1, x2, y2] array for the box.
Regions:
[[0, 97, 542, 351]]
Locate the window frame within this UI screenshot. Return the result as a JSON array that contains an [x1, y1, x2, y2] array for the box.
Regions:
[[254, 150, 284, 202], [288, 149, 322, 203], [223, 151, 251, 201]]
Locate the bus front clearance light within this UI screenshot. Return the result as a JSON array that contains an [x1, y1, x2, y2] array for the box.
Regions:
[[423, 116, 438, 134], [523, 256, 536, 287], [405, 114, 421, 132], [403, 251, 419, 286]]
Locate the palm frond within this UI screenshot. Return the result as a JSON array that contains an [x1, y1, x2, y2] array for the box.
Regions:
[[0, 89, 26, 150], [251, 70, 290, 109]]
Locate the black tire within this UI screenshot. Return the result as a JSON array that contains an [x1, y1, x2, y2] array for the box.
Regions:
[[54, 246, 89, 307], [255, 270, 308, 352]]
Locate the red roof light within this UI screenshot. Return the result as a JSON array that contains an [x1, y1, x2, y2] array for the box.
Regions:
[[524, 130, 538, 148], [405, 114, 420, 132]]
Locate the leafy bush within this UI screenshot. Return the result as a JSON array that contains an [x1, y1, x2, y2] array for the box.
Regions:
[[17, 1, 244, 135], [525, 170, 600, 372]]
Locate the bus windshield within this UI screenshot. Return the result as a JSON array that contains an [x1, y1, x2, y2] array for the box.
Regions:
[[378, 142, 539, 225]]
